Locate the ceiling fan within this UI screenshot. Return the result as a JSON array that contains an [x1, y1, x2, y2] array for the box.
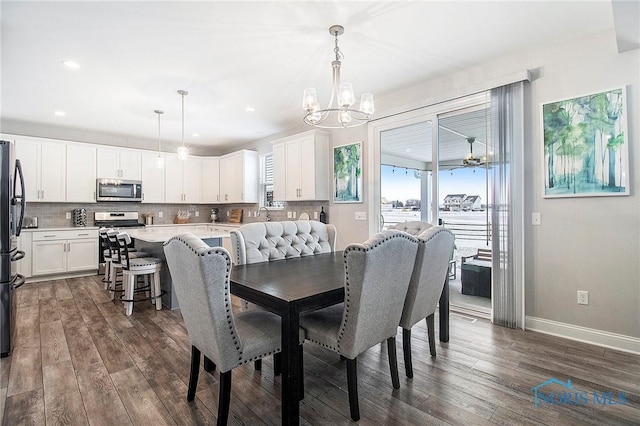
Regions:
[[462, 137, 486, 166]]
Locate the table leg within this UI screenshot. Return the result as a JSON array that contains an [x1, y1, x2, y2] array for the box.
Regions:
[[439, 275, 450, 342], [281, 306, 300, 425]]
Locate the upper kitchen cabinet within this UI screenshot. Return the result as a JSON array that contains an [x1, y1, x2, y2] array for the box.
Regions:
[[66, 143, 97, 202], [96, 147, 141, 180], [140, 151, 165, 203], [219, 150, 258, 203], [14, 136, 66, 202], [164, 155, 202, 203], [201, 157, 221, 203], [272, 130, 329, 201]]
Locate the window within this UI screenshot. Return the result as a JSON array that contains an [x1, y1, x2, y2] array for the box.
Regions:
[[260, 154, 284, 208]]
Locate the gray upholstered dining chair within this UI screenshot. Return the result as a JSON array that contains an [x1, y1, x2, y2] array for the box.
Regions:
[[298, 230, 419, 421], [163, 233, 304, 425], [399, 226, 455, 378]]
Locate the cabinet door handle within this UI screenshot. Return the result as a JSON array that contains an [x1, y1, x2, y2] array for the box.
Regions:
[[77, 233, 89, 236], [44, 235, 57, 238]]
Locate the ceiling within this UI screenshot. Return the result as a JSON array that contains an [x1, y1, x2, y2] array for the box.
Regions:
[[0, 1, 620, 154]]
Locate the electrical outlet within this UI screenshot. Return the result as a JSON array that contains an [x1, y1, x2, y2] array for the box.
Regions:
[[292, 211, 297, 218], [577, 290, 589, 305], [355, 212, 367, 221], [159, 211, 163, 218], [227, 211, 230, 217], [287, 211, 292, 219], [314, 211, 318, 219], [65, 212, 71, 219], [195, 211, 199, 217], [532, 212, 541, 226]]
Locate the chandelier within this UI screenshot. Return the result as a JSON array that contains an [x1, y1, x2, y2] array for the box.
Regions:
[[303, 25, 374, 129], [177, 89, 189, 160]]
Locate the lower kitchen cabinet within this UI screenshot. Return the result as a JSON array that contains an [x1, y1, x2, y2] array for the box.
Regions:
[[31, 229, 98, 276]]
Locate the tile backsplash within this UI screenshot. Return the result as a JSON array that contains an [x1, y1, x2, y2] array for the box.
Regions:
[[25, 201, 329, 228]]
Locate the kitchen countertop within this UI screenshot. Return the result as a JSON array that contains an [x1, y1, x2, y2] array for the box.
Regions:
[[126, 225, 232, 243], [20, 226, 100, 232]]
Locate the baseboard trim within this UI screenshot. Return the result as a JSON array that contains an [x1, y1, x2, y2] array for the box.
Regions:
[[26, 270, 98, 283], [525, 316, 640, 355]]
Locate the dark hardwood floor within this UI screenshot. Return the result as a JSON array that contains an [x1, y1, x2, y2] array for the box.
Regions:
[[1, 276, 638, 425]]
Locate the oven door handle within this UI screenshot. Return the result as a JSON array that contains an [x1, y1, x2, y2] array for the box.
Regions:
[[12, 274, 25, 290]]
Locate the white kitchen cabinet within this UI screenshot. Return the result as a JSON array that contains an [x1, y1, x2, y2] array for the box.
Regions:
[[14, 136, 66, 202], [140, 152, 165, 203], [16, 232, 32, 278], [31, 229, 98, 276], [272, 130, 329, 201], [201, 157, 221, 203], [66, 143, 97, 202], [219, 150, 258, 203], [164, 155, 202, 203], [97, 147, 141, 180]]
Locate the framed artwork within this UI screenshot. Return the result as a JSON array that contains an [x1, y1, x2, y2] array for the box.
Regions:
[[542, 87, 629, 198], [333, 141, 363, 203]]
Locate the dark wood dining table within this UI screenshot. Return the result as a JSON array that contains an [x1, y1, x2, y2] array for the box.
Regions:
[[229, 251, 450, 426]]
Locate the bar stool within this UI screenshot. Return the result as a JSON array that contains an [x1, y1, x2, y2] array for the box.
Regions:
[[107, 229, 150, 300], [116, 232, 164, 316], [98, 228, 113, 289]]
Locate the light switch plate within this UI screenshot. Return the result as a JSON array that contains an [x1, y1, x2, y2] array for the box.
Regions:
[[532, 212, 541, 226], [195, 211, 199, 217], [159, 211, 163, 218], [287, 211, 292, 219], [65, 212, 71, 219], [314, 211, 318, 219], [355, 212, 366, 221]]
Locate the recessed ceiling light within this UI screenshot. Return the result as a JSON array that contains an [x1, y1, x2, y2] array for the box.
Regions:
[[191, 133, 200, 137], [54, 111, 66, 116], [245, 106, 255, 112], [62, 60, 80, 69]]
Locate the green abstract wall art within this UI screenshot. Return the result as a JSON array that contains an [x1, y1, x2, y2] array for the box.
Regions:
[[542, 87, 629, 198], [333, 141, 363, 203]]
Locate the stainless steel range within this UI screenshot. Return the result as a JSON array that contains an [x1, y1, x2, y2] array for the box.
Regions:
[[94, 211, 145, 272], [94, 211, 144, 229]]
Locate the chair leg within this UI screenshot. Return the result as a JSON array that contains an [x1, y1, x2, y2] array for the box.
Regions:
[[217, 370, 232, 426], [109, 265, 118, 300], [273, 352, 281, 376], [153, 270, 162, 310], [204, 356, 216, 373], [187, 346, 200, 401], [387, 336, 400, 389], [298, 345, 304, 400], [254, 359, 262, 371], [402, 328, 413, 378], [103, 259, 111, 289], [346, 358, 360, 421], [426, 314, 436, 356], [124, 274, 135, 316]]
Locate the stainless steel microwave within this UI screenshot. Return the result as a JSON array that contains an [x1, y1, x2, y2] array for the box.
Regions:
[[96, 179, 142, 202]]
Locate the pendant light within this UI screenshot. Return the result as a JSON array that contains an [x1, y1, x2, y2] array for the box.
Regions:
[[154, 109, 165, 168], [177, 89, 189, 160]]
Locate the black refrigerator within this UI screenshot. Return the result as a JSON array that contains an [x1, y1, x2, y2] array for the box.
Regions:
[[1, 140, 26, 357]]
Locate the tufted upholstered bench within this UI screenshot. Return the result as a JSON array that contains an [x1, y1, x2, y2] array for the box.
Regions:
[[388, 220, 433, 236], [230, 220, 337, 266]]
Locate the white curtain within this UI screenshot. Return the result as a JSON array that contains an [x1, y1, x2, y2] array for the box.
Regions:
[[490, 82, 525, 329]]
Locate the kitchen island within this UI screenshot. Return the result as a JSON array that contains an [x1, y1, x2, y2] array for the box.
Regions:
[[126, 224, 233, 309]]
